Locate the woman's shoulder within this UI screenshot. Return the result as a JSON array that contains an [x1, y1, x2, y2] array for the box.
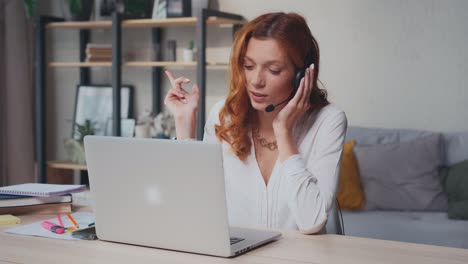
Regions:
[[313, 104, 347, 128], [206, 99, 226, 124], [304, 103, 346, 127], [210, 99, 226, 114], [317, 103, 345, 119], [295, 104, 346, 142]]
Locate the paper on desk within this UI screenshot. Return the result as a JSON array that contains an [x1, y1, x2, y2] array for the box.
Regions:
[[4, 212, 94, 240]]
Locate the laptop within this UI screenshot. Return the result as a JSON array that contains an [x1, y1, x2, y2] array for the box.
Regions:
[[84, 136, 281, 257]]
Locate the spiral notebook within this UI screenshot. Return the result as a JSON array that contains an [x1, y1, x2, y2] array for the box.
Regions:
[[0, 183, 86, 197]]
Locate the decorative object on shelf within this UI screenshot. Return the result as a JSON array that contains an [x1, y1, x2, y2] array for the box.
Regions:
[[153, 112, 175, 139], [135, 110, 155, 138], [165, 40, 177, 61], [64, 119, 96, 165], [152, 0, 167, 19], [61, 0, 94, 21], [72, 85, 134, 139], [152, 0, 191, 18], [93, 0, 124, 21], [122, 0, 152, 19], [105, 118, 136, 137], [182, 40, 195, 62]]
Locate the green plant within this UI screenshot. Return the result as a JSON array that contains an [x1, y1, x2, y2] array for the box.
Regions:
[[123, 0, 152, 18], [23, 0, 37, 18], [188, 40, 194, 50], [74, 119, 96, 142], [65, 0, 81, 15]]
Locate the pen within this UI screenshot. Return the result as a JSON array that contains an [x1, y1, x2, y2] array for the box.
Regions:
[[88, 222, 95, 227], [57, 214, 64, 227], [67, 213, 79, 228], [66, 227, 77, 233], [41, 221, 65, 234]]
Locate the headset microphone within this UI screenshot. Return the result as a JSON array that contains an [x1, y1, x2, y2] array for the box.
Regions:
[[265, 96, 291, 112]]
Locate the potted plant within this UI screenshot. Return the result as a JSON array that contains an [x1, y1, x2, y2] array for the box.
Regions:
[[134, 110, 154, 138], [64, 119, 96, 165], [122, 0, 152, 19], [23, 0, 37, 19], [153, 112, 175, 139], [182, 40, 195, 62]]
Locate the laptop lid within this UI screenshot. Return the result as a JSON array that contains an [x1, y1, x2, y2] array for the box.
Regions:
[[84, 136, 232, 256]]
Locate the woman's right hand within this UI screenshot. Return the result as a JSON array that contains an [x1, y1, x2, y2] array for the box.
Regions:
[[164, 70, 200, 139]]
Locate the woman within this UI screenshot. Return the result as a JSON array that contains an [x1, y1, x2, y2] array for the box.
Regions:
[[164, 12, 347, 234]]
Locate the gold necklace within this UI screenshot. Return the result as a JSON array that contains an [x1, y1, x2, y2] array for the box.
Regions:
[[252, 128, 278, 151]]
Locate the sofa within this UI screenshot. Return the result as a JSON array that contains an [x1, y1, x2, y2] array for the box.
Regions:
[[335, 126, 468, 249]]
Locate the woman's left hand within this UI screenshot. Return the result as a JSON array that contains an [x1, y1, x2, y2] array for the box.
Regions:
[[273, 63, 314, 162], [273, 63, 315, 135]]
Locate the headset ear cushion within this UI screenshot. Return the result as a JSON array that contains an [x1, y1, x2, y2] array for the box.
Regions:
[[293, 69, 306, 90]]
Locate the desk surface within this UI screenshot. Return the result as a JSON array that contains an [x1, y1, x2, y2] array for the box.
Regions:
[[1, 208, 468, 264]]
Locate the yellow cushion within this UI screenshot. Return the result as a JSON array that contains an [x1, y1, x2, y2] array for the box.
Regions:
[[337, 140, 365, 210]]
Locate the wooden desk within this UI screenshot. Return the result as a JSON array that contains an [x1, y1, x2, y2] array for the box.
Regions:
[[1, 210, 467, 264]]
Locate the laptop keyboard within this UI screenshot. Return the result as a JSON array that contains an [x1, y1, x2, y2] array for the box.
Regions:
[[230, 237, 245, 245]]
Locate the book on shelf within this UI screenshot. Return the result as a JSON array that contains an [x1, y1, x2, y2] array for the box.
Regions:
[[85, 57, 112, 62], [85, 48, 112, 55], [85, 54, 112, 59], [0, 183, 86, 197], [86, 45, 112, 54], [86, 43, 112, 49]]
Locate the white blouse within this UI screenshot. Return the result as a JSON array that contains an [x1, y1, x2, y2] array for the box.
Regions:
[[203, 100, 347, 234]]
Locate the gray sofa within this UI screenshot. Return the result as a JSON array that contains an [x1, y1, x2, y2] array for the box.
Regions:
[[339, 126, 468, 249]]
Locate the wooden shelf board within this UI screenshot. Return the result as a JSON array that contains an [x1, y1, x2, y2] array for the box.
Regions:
[[49, 61, 229, 69], [206, 17, 246, 26], [47, 17, 245, 29], [47, 21, 112, 29], [48, 160, 87, 170], [49, 62, 112, 67], [124, 61, 197, 67]]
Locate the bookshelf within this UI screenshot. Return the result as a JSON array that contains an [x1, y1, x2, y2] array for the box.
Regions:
[[35, 10, 246, 183]]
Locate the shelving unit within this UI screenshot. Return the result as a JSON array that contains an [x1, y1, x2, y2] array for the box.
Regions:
[[35, 10, 246, 183]]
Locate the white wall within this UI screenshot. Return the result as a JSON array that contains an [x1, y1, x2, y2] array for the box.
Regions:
[[46, 0, 468, 160], [219, 0, 468, 132]]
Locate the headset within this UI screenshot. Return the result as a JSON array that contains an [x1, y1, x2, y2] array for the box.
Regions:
[[264, 57, 312, 113]]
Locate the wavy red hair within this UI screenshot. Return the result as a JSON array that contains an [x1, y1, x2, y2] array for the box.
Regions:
[[215, 12, 329, 161]]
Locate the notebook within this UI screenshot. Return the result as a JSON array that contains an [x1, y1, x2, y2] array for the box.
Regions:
[[0, 194, 72, 207], [0, 183, 86, 197], [0, 203, 72, 215], [84, 136, 281, 257]]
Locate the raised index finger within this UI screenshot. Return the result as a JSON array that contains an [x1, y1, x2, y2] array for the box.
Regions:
[[164, 70, 176, 87]]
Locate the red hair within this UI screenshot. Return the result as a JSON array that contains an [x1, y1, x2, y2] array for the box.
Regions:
[[215, 12, 329, 161]]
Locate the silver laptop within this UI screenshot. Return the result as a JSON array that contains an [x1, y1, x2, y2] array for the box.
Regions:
[[84, 136, 281, 257]]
